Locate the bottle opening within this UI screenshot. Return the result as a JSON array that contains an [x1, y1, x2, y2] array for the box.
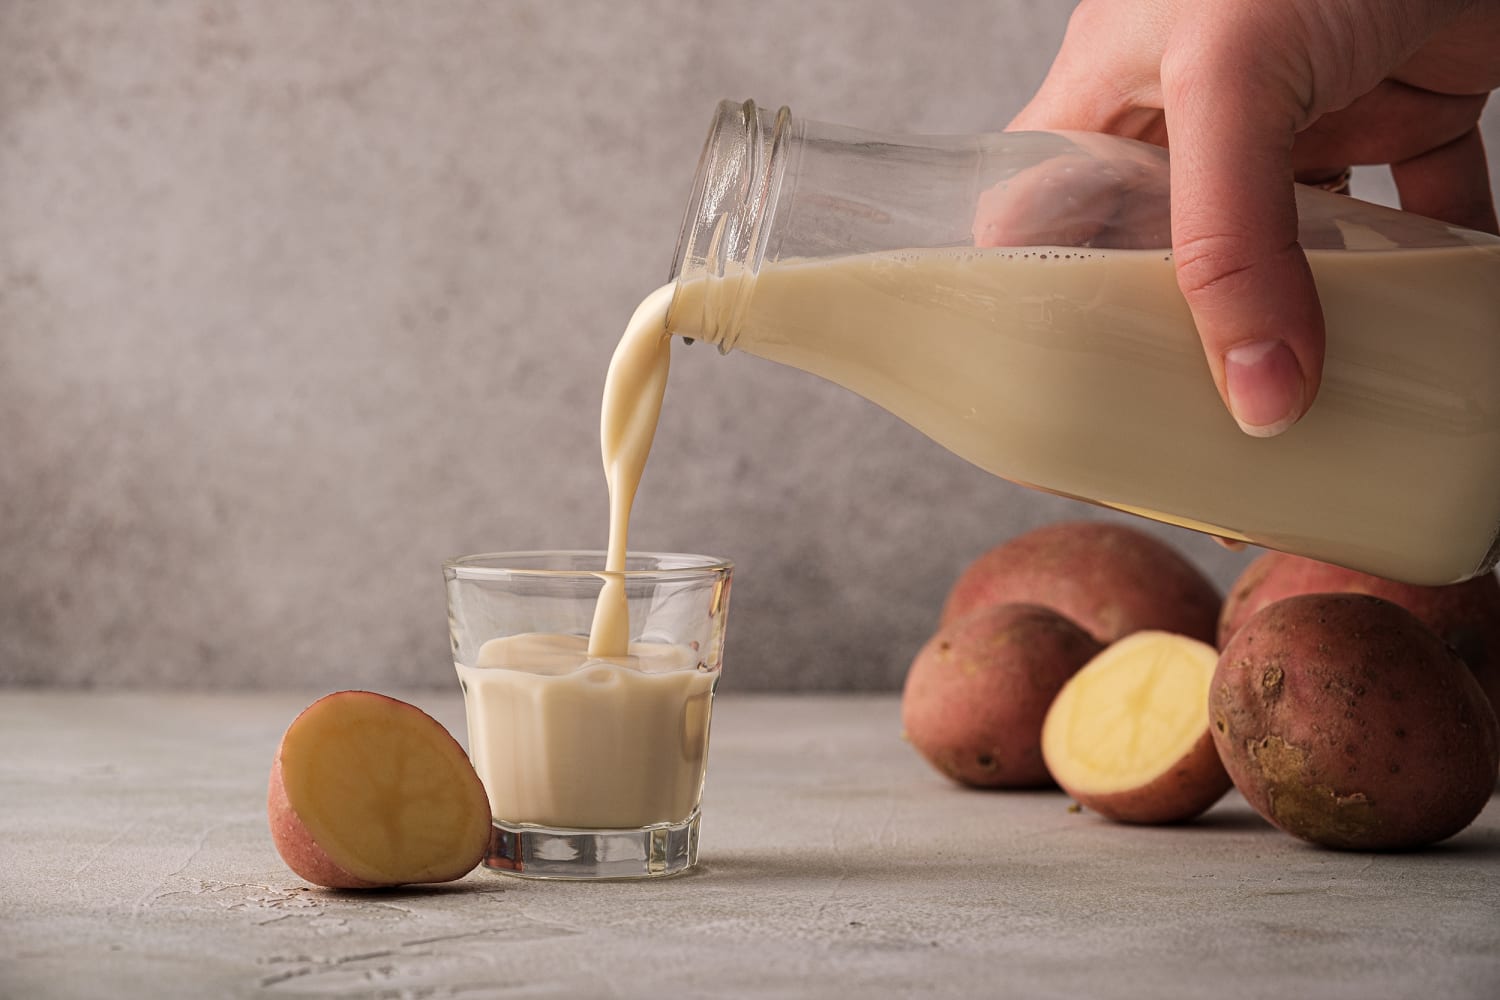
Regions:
[[667, 99, 793, 353]]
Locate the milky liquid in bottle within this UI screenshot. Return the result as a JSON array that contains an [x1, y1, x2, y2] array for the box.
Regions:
[[671, 242, 1500, 584]]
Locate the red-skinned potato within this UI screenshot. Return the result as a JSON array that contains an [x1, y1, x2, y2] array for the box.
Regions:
[[1212, 594, 1499, 851], [1217, 552, 1500, 723], [903, 603, 1104, 788], [941, 521, 1220, 645], [1041, 631, 1231, 823], [268, 691, 492, 888]]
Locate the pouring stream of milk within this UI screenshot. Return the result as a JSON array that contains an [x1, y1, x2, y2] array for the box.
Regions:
[[588, 284, 675, 657]]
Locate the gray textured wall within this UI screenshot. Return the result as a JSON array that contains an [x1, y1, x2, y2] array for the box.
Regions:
[[3, 1, 1497, 691]]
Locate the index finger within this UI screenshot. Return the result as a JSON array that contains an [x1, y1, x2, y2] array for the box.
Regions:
[[1160, 47, 1324, 436]]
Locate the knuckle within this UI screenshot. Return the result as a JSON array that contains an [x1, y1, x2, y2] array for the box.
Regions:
[[1159, 32, 1237, 108], [1065, 0, 1110, 37], [1171, 231, 1261, 297]]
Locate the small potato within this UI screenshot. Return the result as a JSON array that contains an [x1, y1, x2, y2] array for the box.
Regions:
[[269, 691, 492, 888], [902, 603, 1103, 788], [1218, 552, 1500, 725], [1041, 631, 1231, 824], [941, 521, 1220, 645], [1212, 594, 1499, 851]]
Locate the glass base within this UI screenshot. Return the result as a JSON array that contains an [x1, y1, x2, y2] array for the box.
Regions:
[[483, 809, 700, 880]]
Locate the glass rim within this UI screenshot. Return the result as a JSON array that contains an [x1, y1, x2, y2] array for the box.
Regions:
[[443, 549, 733, 581]]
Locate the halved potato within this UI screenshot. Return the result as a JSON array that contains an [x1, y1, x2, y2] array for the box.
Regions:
[[268, 691, 492, 888], [1042, 631, 1231, 823]]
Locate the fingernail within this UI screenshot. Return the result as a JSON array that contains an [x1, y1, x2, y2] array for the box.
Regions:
[[1223, 340, 1305, 437]]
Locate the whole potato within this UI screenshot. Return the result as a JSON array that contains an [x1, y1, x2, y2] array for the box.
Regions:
[[1218, 552, 1500, 724], [941, 521, 1220, 645], [1212, 594, 1499, 850], [903, 603, 1103, 788]]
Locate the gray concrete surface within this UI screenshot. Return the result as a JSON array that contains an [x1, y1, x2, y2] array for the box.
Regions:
[[2, 690, 1497, 999], [3, 2, 1498, 690]]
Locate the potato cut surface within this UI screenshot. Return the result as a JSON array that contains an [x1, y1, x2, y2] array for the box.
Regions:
[[1042, 631, 1218, 792], [280, 693, 488, 884]]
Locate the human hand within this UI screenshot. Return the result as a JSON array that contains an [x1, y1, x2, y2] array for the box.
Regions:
[[971, 133, 1173, 250], [1011, 0, 1500, 436]]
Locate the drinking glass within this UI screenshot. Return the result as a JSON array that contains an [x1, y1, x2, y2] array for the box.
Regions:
[[444, 550, 732, 879]]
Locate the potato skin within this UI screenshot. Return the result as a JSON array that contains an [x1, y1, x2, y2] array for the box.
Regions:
[[1211, 594, 1500, 850], [1217, 552, 1500, 723], [941, 521, 1220, 644], [903, 603, 1103, 788], [268, 753, 384, 889]]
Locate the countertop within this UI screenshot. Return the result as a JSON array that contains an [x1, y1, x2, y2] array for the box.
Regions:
[[2, 691, 1497, 999]]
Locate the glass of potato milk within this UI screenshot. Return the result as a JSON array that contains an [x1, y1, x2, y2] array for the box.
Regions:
[[444, 550, 732, 879]]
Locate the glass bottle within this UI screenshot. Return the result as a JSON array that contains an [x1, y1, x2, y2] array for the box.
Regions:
[[665, 99, 1500, 585]]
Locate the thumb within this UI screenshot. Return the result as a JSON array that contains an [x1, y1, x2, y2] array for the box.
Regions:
[[1161, 54, 1325, 437]]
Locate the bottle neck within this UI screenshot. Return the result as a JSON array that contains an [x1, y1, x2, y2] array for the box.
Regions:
[[667, 100, 793, 353]]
